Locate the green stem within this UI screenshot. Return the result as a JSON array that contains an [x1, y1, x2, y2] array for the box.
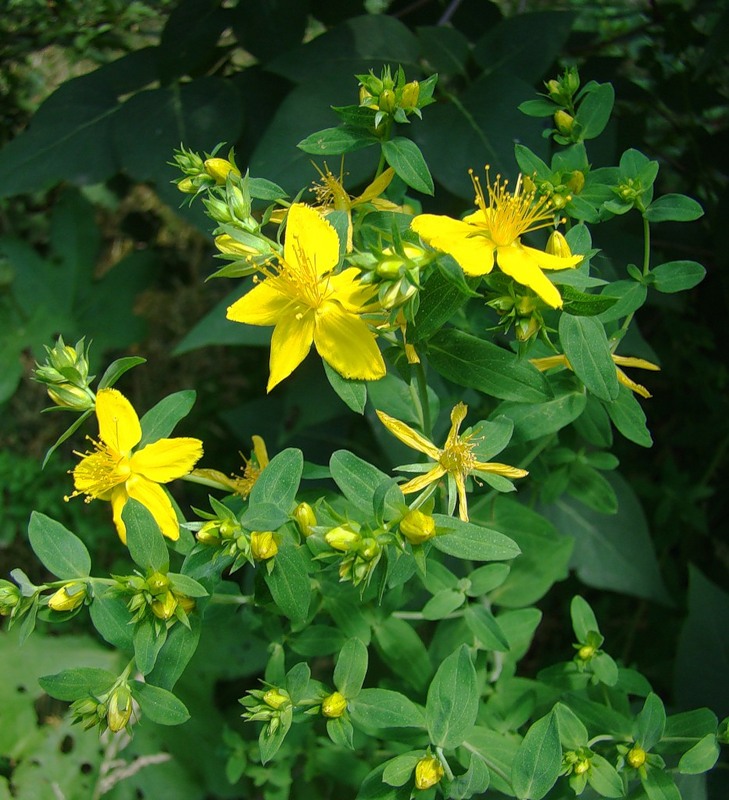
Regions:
[[610, 214, 651, 350], [374, 118, 393, 178], [209, 593, 253, 606], [413, 360, 432, 436]]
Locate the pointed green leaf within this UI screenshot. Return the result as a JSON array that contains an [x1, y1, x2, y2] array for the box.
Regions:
[[28, 512, 91, 579]]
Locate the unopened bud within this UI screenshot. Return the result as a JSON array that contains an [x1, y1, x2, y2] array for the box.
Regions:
[[554, 110, 574, 136], [293, 502, 316, 537], [0, 581, 21, 615], [107, 685, 133, 733], [48, 582, 87, 612], [359, 537, 380, 560], [627, 747, 647, 769], [176, 595, 196, 614], [379, 89, 396, 114], [515, 316, 540, 342], [321, 691, 347, 718], [151, 590, 178, 620], [325, 527, 361, 552], [564, 170, 585, 194], [359, 86, 376, 107], [577, 644, 596, 662], [546, 231, 572, 259], [251, 531, 278, 561], [546, 79, 562, 101], [399, 509, 436, 545], [204, 158, 239, 185], [177, 176, 196, 194], [263, 689, 290, 710], [47, 383, 94, 411], [146, 571, 169, 593], [197, 520, 222, 545], [574, 758, 591, 775], [414, 755, 444, 790], [401, 81, 420, 109]]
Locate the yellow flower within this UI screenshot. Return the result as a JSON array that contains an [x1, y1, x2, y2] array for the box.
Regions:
[[530, 353, 660, 398], [69, 389, 203, 543], [226, 203, 386, 391], [312, 164, 399, 251], [411, 168, 582, 308], [376, 403, 528, 522], [190, 435, 269, 499], [414, 755, 445, 790]]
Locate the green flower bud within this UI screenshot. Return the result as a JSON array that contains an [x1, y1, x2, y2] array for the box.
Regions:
[[321, 691, 347, 718], [204, 157, 240, 185], [554, 110, 574, 135], [151, 590, 178, 620], [359, 537, 380, 560], [177, 176, 196, 193], [263, 688, 290, 710], [401, 80, 420, 109], [0, 581, 21, 615], [46, 383, 94, 411], [399, 509, 436, 544], [107, 685, 133, 732], [546, 230, 572, 259], [577, 644, 596, 662], [564, 170, 585, 194], [627, 746, 647, 769], [47, 582, 87, 612], [146, 571, 169, 593], [379, 89, 396, 114]]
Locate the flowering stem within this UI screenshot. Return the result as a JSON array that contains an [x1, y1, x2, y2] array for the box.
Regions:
[[413, 360, 432, 436], [436, 746, 455, 780]]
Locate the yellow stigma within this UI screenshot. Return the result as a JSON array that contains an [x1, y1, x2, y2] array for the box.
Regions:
[[263, 243, 327, 311], [470, 166, 556, 247], [312, 163, 351, 211], [67, 439, 130, 502]]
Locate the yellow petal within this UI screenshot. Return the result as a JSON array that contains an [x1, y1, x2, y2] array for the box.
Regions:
[[473, 461, 529, 479], [495, 244, 563, 308], [354, 167, 395, 205], [96, 388, 141, 454], [455, 473, 469, 521], [611, 355, 660, 371], [126, 475, 180, 541], [616, 368, 652, 399], [284, 203, 339, 277], [252, 435, 269, 468], [375, 410, 441, 460], [111, 486, 129, 543], [412, 214, 496, 276], [520, 244, 582, 271], [314, 302, 386, 382], [227, 280, 293, 326], [267, 309, 316, 391], [530, 354, 570, 372], [131, 437, 203, 483], [326, 268, 378, 312], [401, 464, 447, 494], [445, 402, 468, 449]]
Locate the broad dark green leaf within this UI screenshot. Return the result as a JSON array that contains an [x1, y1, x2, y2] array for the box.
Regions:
[[90, 593, 134, 651], [635, 693, 667, 751], [678, 735, 720, 775], [146, 617, 202, 691], [132, 681, 190, 726], [495, 388, 586, 443], [264, 544, 311, 623], [349, 689, 425, 729], [641, 768, 681, 800], [511, 709, 561, 800], [432, 514, 521, 562], [559, 314, 619, 402], [644, 194, 703, 223], [651, 260, 706, 293], [123, 499, 170, 573], [575, 83, 615, 140], [298, 126, 378, 155], [374, 616, 431, 692], [324, 361, 367, 414], [465, 605, 510, 651], [417, 25, 470, 76], [428, 329, 550, 402], [249, 448, 303, 510], [606, 385, 653, 447], [28, 512, 91, 579], [382, 137, 434, 195], [139, 390, 197, 447], [426, 645, 478, 748], [134, 618, 167, 675], [334, 638, 369, 699], [39, 668, 117, 702], [330, 450, 402, 516]]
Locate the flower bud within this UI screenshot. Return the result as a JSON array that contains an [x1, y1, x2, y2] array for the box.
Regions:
[[48, 582, 87, 612], [197, 520, 222, 545], [151, 590, 178, 620], [263, 688, 290, 710], [215, 234, 256, 257], [515, 316, 540, 342], [177, 176, 196, 194], [564, 170, 585, 194], [251, 531, 278, 561], [401, 80, 420, 109], [46, 383, 94, 411], [176, 595, 196, 614], [146, 571, 169, 593], [359, 537, 380, 560], [546, 79, 562, 101], [414, 755, 444, 790], [379, 89, 396, 114], [0, 581, 21, 615], [204, 157, 239, 185], [203, 196, 233, 224], [321, 691, 347, 719], [293, 502, 316, 537], [554, 110, 574, 136], [577, 644, 596, 662], [546, 230, 572, 259], [574, 758, 591, 775], [400, 509, 436, 544], [359, 86, 376, 107], [565, 68, 580, 95], [107, 685, 133, 732], [627, 746, 647, 769], [325, 527, 361, 552]]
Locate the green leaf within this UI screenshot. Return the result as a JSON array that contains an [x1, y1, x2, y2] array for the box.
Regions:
[[428, 329, 550, 403], [644, 194, 703, 222], [298, 126, 378, 155], [539, 472, 670, 603], [641, 768, 681, 800], [635, 693, 667, 751], [134, 618, 166, 675], [240, 503, 290, 531], [138, 390, 197, 447], [382, 137, 434, 195], [417, 25, 470, 76], [264, 544, 311, 623], [98, 356, 146, 389], [411, 267, 478, 343], [514, 144, 551, 176], [570, 596, 600, 641], [554, 703, 588, 749], [511, 709, 562, 800], [598, 281, 648, 323], [432, 514, 521, 562], [290, 625, 347, 657], [588, 753, 624, 798], [464, 605, 510, 651], [358, 764, 414, 800], [559, 314, 619, 402], [426, 645, 478, 748], [285, 662, 311, 704], [123, 499, 170, 573], [39, 668, 117, 702], [349, 688, 425, 730], [330, 450, 402, 517], [651, 260, 706, 293], [324, 361, 367, 414], [146, 617, 201, 691], [561, 284, 619, 316], [334, 638, 368, 699], [89, 593, 134, 651], [495, 387, 586, 443], [606, 385, 653, 447], [27, 512, 91, 579], [422, 589, 466, 620], [259, 705, 293, 765], [575, 83, 615, 140], [374, 617, 431, 692], [249, 448, 303, 511], [567, 463, 618, 514], [449, 752, 491, 799], [326, 715, 355, 750], [382, 752, 422, 787], [465, 727, 521, 795], [132, 681, 190, 726], [518, 98, 558, 117], [678, 735, 720, 774]]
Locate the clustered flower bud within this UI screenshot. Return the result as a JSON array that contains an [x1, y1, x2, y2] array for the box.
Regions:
[[356, 66, 436, 128], [250, 531, 278, 561], [115, 569, 195, 627], [33, 337, 95, 411], [0, 580, 21, 617]]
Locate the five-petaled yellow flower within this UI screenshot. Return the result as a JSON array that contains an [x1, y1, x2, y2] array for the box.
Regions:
[[530, 353, 660, 398], [68, 388, 203, 542], [376, 402, 528, 522], [226, 203, 386, 392], [411, 167, 582, 308], [189, 435, 269, 499]]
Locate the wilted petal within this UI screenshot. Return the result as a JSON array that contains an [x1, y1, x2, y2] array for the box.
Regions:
[[495, 244, 563, 308], [616, 368, 652, 398], [314, 302, 386, 382], [96, 389, 141, 454], [612, 355, 660, 371], [473, 460, 529, 479], [375, 410, 441, 460], [400, 464, 447, 494], [131, 437, 203, 483], [412, 214, 496, 276]]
